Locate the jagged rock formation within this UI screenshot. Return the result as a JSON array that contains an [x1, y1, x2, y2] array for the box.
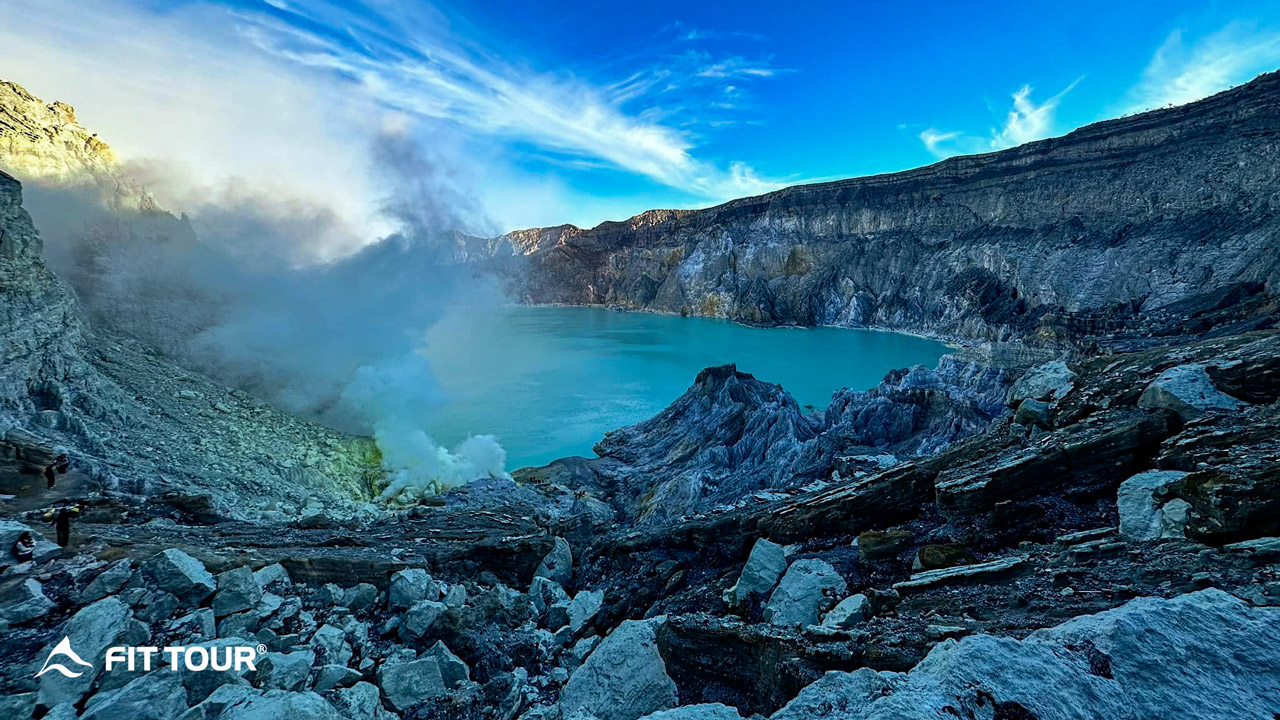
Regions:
[[521, 354, 1013, 526], [499, 72, 1280, 348]]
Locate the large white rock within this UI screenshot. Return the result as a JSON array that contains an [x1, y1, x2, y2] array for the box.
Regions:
[[723, 538, 788, 608], [560, 618, 678, 720], [820, 593, 871, 629], [534, 537, 573, 588], [140, 549, 215, 605], [1137, 364, 1243, 419], [789, 589, 1280, 720], [764, 559, 847, 627]]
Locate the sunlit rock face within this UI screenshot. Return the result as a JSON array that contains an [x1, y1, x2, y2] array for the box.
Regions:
[[499, 72, 1280, 347]]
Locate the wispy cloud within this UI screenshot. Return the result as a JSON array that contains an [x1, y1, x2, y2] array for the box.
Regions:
[[1121, 23, 1280, 113], [235, 2, 788, 202], [918, 80, 1080, 159]]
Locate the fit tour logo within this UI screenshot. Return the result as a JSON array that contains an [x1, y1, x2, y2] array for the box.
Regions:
[[34, 638, 262, 679], [34, 637, 93, 678]]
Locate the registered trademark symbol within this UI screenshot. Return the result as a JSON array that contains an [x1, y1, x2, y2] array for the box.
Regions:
[[256, 644, 267, 654]]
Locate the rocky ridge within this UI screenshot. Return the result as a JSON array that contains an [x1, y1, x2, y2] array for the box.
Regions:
[[493, 72, 1280, 349]]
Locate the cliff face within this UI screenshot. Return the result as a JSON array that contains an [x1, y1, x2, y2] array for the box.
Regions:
[[508, 72, 1280, 344]]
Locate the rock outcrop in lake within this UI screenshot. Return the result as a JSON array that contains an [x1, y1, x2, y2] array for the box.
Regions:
[[495, 72, 1280, 349]]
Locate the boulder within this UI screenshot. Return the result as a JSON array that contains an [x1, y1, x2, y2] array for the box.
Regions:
[[0, 578, 55, 624], [530, 576, 571, 614], [215, 690, 345, 720], [330, 682, 393, 720], [820, 594, 871, 629], [38, 597, 135, 707], [560, 618, 678, 720], [1138, 364, 1243, 419], [343, 583, 378, 611], [309, 624, 351, 666], [566, 589, 604, 633], [401, 600, 447, 640], [254, 564, 292, 593], [177, 683, 256, 720], [81, 559, 135, 602], [722, 538, 787, 608], [764, 559, 847, 627], [312, 664, 362, 692], [1007, 361, 1076, 405], [388, 568, 438, 610], [377, 658, 448, 712], [913, 543, 976, 571], [1117, 470, 1190, 541], [213, 566, 263, 618], [1013, 398, 1052, 428], [639, 704, 744, 720], [423, 640, 470, 689], [140, 549, 215, 605], [534, 537, 573, 588], [255, 651, 315, 691], [770, 668, 902, 720], [81, 671, 187, 720]]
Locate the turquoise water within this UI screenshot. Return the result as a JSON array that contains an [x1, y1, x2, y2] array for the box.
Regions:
[[421, 306, 950, 470]]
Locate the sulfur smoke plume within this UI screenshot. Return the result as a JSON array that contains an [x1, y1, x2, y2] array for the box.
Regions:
[[23, 130, 512, 500]]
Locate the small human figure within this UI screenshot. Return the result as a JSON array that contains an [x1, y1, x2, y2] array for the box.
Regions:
[[13, 531, 35, 562], [46, 505, 79, 547], [44, 453, 70, 489]]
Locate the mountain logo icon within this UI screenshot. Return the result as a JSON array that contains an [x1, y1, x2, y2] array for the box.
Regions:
[[34, 637, 93, 679]]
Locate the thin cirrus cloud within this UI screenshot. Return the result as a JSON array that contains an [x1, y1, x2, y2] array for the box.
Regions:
[[918, 81, 1079, 159], [235, 2, 789, 203], [1120, 23, 1280, 113]]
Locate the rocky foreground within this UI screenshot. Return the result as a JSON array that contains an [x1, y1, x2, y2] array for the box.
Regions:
[[3, 75, 1280, 719]]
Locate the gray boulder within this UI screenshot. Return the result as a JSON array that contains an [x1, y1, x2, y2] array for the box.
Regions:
[[530, 576, 571, 614], [38, 597, 135, 707], [534, 537, 573, 588], [309, 624, 351, 666], [0, 578, 55, 624], [140, 549, 216, 604], [1138, 364, 1243, 419], [771, 668, 902, 720], [81, 670, 187, 720], [343, 583, 378, 610], [424, 640, 470, 689], [312, 664, 362, 692], [567, 589, 604, 632], [255, 651, 315, 691], [401, 599, 447, 640], [723, 538, 787, 608], [764, 559, 847, 627], [560, 618, 677, 720], [215, 690, 345, 720], [639, 705, 744, 720], [1007, 361, 1076, 405], [214, 566, 263, 617], [377, 658, 448, 712], [1117, 470, 1191, 541], [388, 568, 438, 610], [81, 559, 135, 602], [820, 593, 871, 629], [331, 682, 394, 720], [253, 564, 292, 593]]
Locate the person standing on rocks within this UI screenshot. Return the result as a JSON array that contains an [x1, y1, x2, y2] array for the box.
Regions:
[[44, 452, 70, 488], [45, 504, 79, 547]]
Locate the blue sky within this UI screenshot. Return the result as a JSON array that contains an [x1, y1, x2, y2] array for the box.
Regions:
[[3, 0, 1280, 251]]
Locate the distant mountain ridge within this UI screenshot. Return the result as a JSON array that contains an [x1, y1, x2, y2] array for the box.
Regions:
[[496, 71, 1280, 347]]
